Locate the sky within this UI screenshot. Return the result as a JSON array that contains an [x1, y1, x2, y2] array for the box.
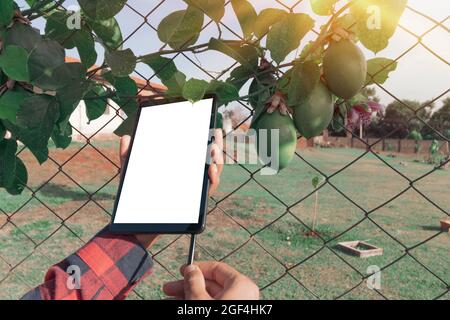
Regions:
[[15, 0, 450, 109]]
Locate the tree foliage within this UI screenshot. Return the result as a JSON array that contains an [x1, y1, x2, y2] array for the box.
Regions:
[[0, 0, 407, 194]]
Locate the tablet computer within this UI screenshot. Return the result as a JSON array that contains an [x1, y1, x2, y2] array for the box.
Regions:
[[110, 95, 217, 234]]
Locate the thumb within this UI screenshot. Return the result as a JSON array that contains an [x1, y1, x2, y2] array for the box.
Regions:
[[183, 265, 211, 300]]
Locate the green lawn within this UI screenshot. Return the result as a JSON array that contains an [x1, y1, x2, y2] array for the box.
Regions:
[[0, 144, 448, 300]]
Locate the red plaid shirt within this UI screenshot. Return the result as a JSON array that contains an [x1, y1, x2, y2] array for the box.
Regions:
[[21, 226, 153, 300]]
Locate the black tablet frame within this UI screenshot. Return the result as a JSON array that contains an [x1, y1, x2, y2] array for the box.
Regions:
[[109, 94, 217, 234]]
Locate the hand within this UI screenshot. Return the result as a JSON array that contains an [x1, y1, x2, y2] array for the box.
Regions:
[[120, 128, 223, 196], [119, 129, 224, 249], [163, 261, 260, 300]]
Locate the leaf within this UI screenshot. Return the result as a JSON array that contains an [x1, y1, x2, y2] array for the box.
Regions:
[[165, 71, 187, 96], [105, 48, 136, 77], [182, 79, 209, 102], [5, 95, 60, 164], [112, 76, 138, 115], [267, 13, 314, 63], [27, 39, 66, 90], [85, 85, 107, 122], [79, 0, 127, 20], [0, 139, 17, 188], [227, 65, 254, 91], [351, 0, 407, 53], [142, 55, 179, 82], [254, 8, 287, 39], [184, 0, 225, 22], [231, 0, 257, 39], [208, 38, 258, 72], [0, 0, 14, 27], [51, 123, 72, 149], [45, 11, 77, 49], [366, 58, 397, 85], [310, 0, 338, 16], [5, 157, 27, 195], [157, 7, 204, 49], [0, 87, 31, 123], [207, 80, 239, 105], [287, 61, 320, 106], [73, 31, 97, 69], [0, 45, 29, 82], [114, 111, 137, 137], [87, 17, 123, 50], [5, 23, 42, 53]]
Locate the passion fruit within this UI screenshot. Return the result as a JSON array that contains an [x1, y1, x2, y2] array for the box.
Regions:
[[293, 82, 333, 139], [251, 110, 297, 171], [323, 39, 367, 99]]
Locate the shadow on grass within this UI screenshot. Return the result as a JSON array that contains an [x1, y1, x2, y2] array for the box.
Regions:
[[421, 225, 442, 232], [39, 183, 116, 201]]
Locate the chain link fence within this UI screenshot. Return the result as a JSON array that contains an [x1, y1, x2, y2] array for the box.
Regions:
[[0, 0, 448, 300]]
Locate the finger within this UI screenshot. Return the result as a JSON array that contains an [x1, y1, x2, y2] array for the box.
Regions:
[[163, 279, 222, 298], [183, 265, 211, 300], [183, 261, 240, 287], [119, 135, 131, 167], [163, 280, 184, 297]]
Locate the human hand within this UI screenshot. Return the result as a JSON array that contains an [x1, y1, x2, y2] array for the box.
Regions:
[[119, 129, 224, 249], [119, 128, 224, 196], [163, 261, 260, 300]]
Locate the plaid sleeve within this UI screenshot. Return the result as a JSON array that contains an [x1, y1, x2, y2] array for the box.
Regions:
[[21, 226, 153, 300]]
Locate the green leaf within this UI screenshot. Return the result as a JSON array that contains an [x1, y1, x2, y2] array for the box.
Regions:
[[17, 95, 60, 131], [51, 123, 72, 149], [5, 23, 42, 53], [79, 0, 127, 20], [182, 79, 209, 102], [56, 78, 91, 124], [0, 139, 17, 188], [208, 38, 258, 72], [184, 0, 225, 22], [227, 65, 254, 91], [288, 61, 320, 106], [87, 17, 123, 50], [45, 11, 77, 49], [0, 88, 31, 123], [141, 55, 178, 82], [85, 85, 107, 122], [5, 157, 27, 195], [267, 13, 314, 63], [0, 0, 14, 27], [351, 0, 407, 53], [0, 45, 29, 82], [114, 111, 137, 137], [207, 80, 239, 105], [231, 0, 257, 39], [27, 39, 66, 90], [73, 31, 97, 69], [310, 0, 338, 16], [112, 76, 138, 115], [254, 8, 287, 39], [366, 58, 397, 85], [105, 48, 136, 77], [157, 7, 204, 49], [0, 121, 5, 142], [165, 71, 187, 96]]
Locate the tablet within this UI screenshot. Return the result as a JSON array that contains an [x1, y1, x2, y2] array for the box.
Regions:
[[110, 96, 217, 234]]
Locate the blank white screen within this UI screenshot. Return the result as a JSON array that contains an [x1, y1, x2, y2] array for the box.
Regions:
[[113, 98, 213, 224]]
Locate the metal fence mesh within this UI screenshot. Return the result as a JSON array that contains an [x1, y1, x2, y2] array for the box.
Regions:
[[0, 0, 448, 300]]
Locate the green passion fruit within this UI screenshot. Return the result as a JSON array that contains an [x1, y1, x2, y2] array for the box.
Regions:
[[323, 39, 367, 99], [293, 82, 333, 139], [251, 110, 297, 171]]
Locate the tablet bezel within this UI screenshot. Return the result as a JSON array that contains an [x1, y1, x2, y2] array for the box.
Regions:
[[110, 94, 217, 234]]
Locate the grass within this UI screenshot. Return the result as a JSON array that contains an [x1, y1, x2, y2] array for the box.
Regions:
[[0, 143, 448, 300]]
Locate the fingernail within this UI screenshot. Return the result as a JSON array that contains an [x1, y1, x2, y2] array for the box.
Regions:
[[184, 265, 197, 274]]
